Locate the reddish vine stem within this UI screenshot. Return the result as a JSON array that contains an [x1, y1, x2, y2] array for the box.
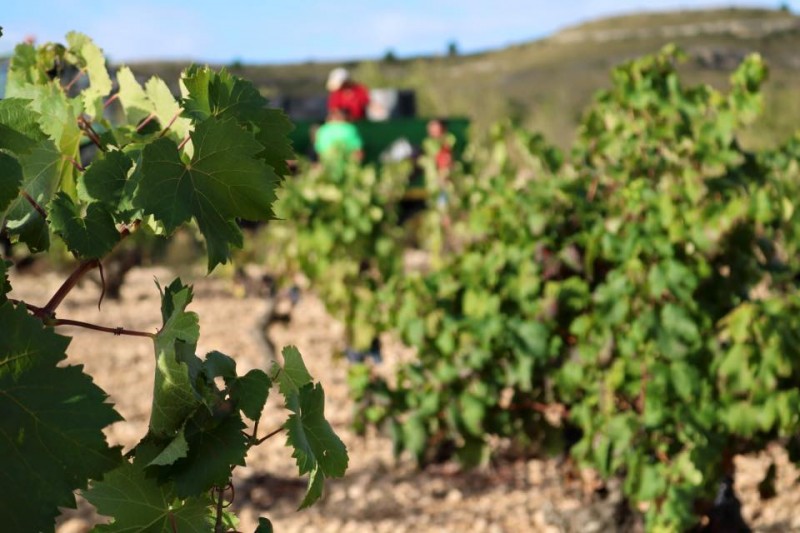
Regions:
[[78, 116, 106, 152], [50, 318, 156, 338], [104, 93, 119, 108], [97, 262, 106, 310], [63, 68, 86, 91], [65, 155, 85, 172], [158, 110, 182, 138], [21, 191, 48, 220], [255, 426, 284, 445], [42, 259, 100, 315], [136, 112, 157, 132], [177, 134, 191, 151]]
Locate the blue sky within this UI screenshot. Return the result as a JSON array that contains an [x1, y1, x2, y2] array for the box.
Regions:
[[2, 1, 798, 64]]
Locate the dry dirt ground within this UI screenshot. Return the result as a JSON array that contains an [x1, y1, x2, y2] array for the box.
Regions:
[[8, 266, 800, 533]]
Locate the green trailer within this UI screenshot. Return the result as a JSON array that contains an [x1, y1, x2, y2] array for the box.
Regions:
[[288, 117, 470, 164]]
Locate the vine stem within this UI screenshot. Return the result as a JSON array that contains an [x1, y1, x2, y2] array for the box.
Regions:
[[21, 191, 48, 220], [158, 110, 183, 138], [255, 426, 284, 445], [136, 112, 157, 132], [50, 318, 156, 338], [104, 93, 119, 108], [214, 486, 225, 532], [177, 134, 191, 151], [42, 259, 100, 315], [78, 115, 106, 152], [65, 155, 86, 172], [63, 68, 86, 91]]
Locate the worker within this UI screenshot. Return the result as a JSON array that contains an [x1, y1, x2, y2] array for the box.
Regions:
[[314, 107, 364, 165], [326, 67, 370, 121]]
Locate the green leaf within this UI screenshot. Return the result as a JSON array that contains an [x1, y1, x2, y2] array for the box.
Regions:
[[149, 280, 201, 437], [255, 517, 274, 533], [170, 415, 248, 498], [253, 108, 295, 176], [202, 350, 237, 382], [298, 467, 326, 510], [0, 302, 122, 532], [0, 152, 23, 213], [146, 76, 193, 141], [49, 192, 120, 258], [0, 98, 47, 154], [116, 66, 155, 125], [147, 429, 190, 467], [135, 117, 279, 269], [276, 345, 313, 398], [85, 462, 212, 532], [78, 150, 134, 206], [2, 140, 63, 251], [459, 392, 485, 436], [284, 382, 348, 508], [181, 66, 295, 175], [231, 369, 271, 421], [66, 32, 112, 119]]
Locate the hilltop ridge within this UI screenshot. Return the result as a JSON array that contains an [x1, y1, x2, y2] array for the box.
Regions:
[[128, 7, 800, 147]]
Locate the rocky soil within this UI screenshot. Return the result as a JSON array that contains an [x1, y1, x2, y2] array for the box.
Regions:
[[8, 266, 800, 533]]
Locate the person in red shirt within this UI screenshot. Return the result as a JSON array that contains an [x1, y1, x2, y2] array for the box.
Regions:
[[326, 68, 370, 121]]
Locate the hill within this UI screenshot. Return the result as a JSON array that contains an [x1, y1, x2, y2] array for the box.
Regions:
[[129, 7, 800, 149]]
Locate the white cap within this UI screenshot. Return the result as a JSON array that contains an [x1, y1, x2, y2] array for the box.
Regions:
[[326, 67, 350, 91]]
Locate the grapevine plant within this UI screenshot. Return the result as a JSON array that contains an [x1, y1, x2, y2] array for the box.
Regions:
[[266, 159, 408, 356], [283, 46, 800, 530], [0, 32, 347, 531]]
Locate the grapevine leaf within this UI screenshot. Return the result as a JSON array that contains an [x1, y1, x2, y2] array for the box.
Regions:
[[0, 152, 23, 213], [135, 117, 279, 269], [182, 66, 294, 175], [170, 415, 248, 498], [145, 76, 192, 142], [9, 82, 82, 194], [275, 345, 313, 400], [147, 429, 190, 467], [284, 382, 348, 508], [255, 517, 274, 533], [0, 302, 122, 532], [253, 107, 295, 177], [78, 150, 134, 206], [66, 32, 112, 119], [231, 369, 271, 421], [149, 280, 201, 437], [1, 140, 63, 251], [202, 350, 237, 382], [116, 66, 153, 124], [0, 301, 69, 378], [298, 467, 325, 510], [49, 192, 120, 258], [85, 462, 212, 532], [0, 98, 47, 154]]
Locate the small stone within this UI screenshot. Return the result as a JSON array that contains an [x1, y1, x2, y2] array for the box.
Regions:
[[445, 489, 463, 503]]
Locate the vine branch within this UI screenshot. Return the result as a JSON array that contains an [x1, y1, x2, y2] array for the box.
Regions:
[[49, 318, 156, 338], [63, 68, 86, 91], [255, 426, 284, 445], [21, 191, 48, 220], [42, 259, 99, 315], [78, 115, 106, 152], [158, 110, 183, 138]]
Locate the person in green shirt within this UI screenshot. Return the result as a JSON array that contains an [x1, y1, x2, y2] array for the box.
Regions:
[[314, 107, 363, 164]]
